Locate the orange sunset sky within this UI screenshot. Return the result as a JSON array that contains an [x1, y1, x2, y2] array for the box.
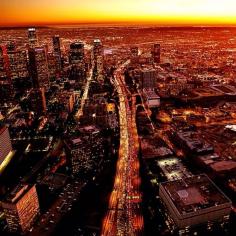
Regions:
[[1, 0, 236, 26]]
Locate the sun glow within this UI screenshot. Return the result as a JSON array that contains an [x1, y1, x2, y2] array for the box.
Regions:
[[1, 0, 236, 26]]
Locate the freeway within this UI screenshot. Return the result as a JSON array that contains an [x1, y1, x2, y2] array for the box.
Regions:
[[101, 61, 144, 236]]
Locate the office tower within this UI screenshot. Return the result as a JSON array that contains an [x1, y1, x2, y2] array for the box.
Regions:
[[0, 126, 12, 166], [28, 46, 49, 89], [152, 43, 161, 63], [159, 174, 232, 229], [1, 184, 40, 233], [47, 52, 57, 78], [52, 35, 62, 71], [69, 41, 84, 64], [93, 39, 104, 83], [0, 46, 14, 103], [130, 46, 139, 58], [65, 137, 91, 174], [8, 48, 29, 80], [0, 46, 7, 79], [65, 126, 104, 174], [28, 28, 38, 48], [140, 68, 156, 89], [69, 41, 86, 82], [29, 87, 47, 114], [142, 89, 160, 108]]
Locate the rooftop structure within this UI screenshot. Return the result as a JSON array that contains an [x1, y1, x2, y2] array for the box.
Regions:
[[174, 130, 214, 155], [143, 88, 160, 108], [41, 173, 68, 190], [1, 184, 40, 233], [160, 174, 232, 228], [178, 85, 236, 104], [157, 157, 192, 181], [141, 136, 173, 159]]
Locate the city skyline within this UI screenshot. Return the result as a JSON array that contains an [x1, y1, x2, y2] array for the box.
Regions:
[[2, 0, 236, 27], [1, 1, 236, 234]]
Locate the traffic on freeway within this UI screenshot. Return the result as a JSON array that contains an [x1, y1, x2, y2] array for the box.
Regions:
[[101, 61, 144, 236]]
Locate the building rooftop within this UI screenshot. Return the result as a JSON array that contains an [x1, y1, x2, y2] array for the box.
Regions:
[[78, 125, 101, 135], [143, 89, 160, 99], [157, 157, 192, 181], [4, 184, 33, 204], [210, 160, 236, 173], [94, 39, 101, 43], [161, 174, 231, 216], [25, 137, 53, 153], [141, 136, 173, 159], [176, 130, 213, 154], [41, 173, 68, 189]]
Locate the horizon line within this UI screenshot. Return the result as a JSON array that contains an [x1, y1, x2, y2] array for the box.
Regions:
[[1, 21, 236, 29]]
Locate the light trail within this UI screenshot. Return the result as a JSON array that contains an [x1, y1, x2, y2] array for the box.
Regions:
[[75, 66, 93, 119], [101, 60, 144, 236]]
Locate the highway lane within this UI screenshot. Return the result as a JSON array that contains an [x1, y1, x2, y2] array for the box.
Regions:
[[101, 61, 144, 236]]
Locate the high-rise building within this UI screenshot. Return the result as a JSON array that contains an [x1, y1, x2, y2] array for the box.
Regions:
[[0, 126, 12, 166], [47, 52, 57, 78], [69, 41, 86, 82], [159, 174, 232, 229], [1, 184, 40, 233], [0, 46, 13, 103], [93, 39, 104, 83], [28, 28, 38, 48], [140, 69, 156, 89], [0, 46, 8, 79], [28, 46, 49, 89], [152, 43, 161, 63], [8, 48, 29, 80], [29, 88, 47, 114], [65, 126, 104, 175], [69, 41, 84, 65], [52, 35, 62, 71]]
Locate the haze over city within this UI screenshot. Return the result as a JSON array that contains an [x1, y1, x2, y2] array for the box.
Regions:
[[2, 0, 236, 26]]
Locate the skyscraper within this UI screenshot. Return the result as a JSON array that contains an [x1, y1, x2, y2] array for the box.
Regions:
[[141, 69, 156, 89], [29, 87, 47, 114], [52, 35, 62, 71], [47, 52, 57, 78], [93, 39, 104, 83], [28, 46, 49, 89], [1, 184, 40, 233], [0, 46, 13, 103], [0, 126, 12, 166], [7, 47, 29, 80], [152, 43, 161, 63], [69, 41, 86, 82], [0, 46, 8, 79], [69, 41, 84, 65], [28, 28, 38, 48]]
